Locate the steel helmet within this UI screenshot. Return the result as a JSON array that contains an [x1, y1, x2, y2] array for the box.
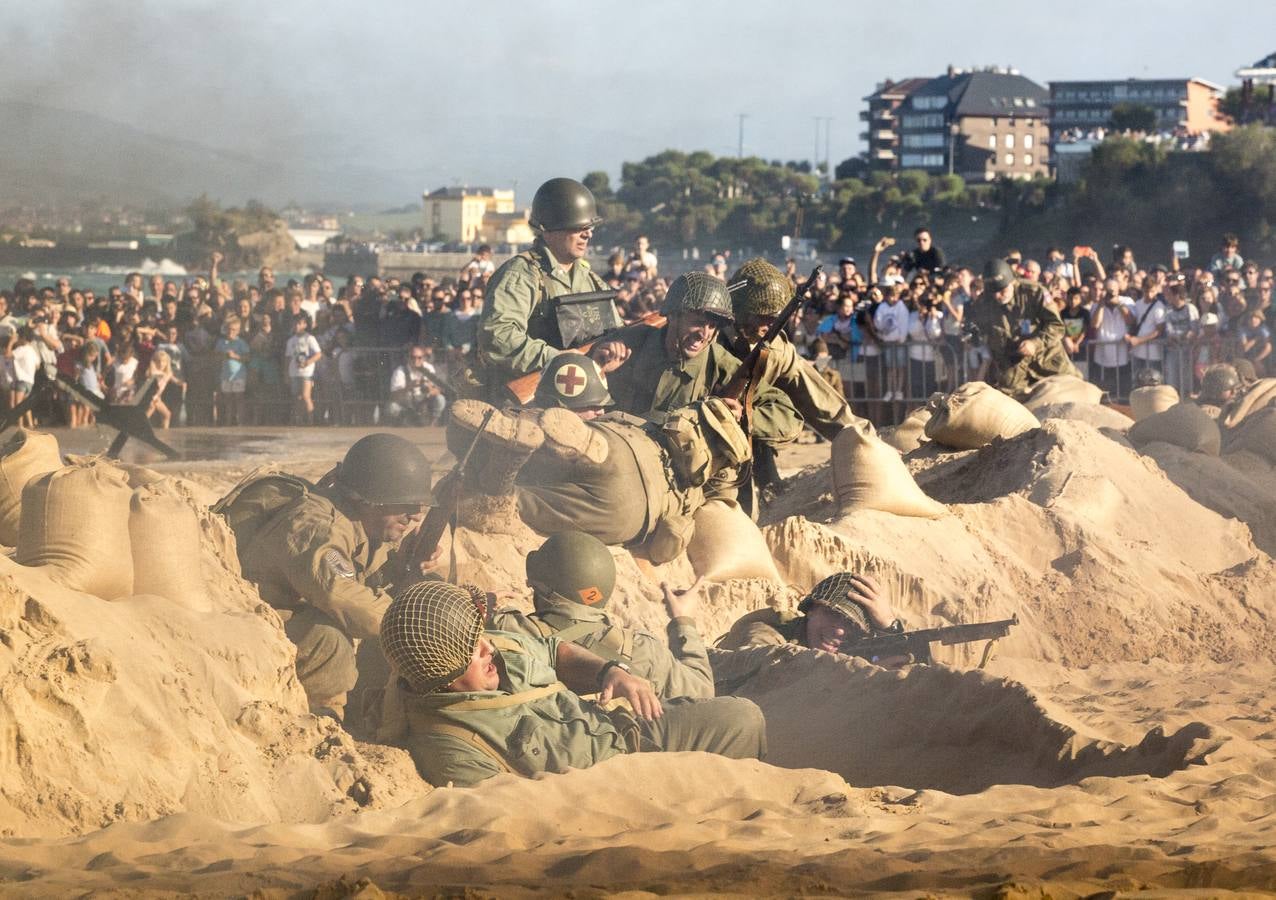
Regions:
[[797, 572, 872, 632], [526, 531, 617, 608], [530, 177, 602, 232], [1134, 367, 1163, 388], [380, 581, 484, 693], [983, 258, 1016, 293], [728, 257, 792, 319], [533, 352, 614, 410], [660, 271, 734, 323], [335, 433, 434, 506], [1199, 364, 1240, 404]]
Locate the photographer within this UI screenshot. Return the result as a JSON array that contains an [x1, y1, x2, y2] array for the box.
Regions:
[[388, 344, 446, 426], [907, 287, 944, 398], [1089, 278, 1135, 398]]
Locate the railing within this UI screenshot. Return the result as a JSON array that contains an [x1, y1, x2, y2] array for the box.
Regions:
[[826, 335, 1251, 427]]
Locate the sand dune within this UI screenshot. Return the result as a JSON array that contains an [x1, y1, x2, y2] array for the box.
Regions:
[[3, 414, 1276, 896]]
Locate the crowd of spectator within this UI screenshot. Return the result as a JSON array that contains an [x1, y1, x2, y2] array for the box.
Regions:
[[0, 229, 1269, 433]]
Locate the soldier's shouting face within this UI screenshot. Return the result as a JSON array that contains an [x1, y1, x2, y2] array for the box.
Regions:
[[665, 310, 719, 360]]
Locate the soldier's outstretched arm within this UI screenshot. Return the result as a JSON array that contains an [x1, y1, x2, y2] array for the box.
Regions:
[[658, 580, 714, 699]]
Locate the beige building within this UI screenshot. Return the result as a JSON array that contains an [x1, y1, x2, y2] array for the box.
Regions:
[[894, 67, 1051, 181], [1048, 78, 1229, 142], [423, 186, 533, 246]]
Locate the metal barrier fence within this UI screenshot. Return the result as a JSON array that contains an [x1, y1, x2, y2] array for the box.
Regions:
[[834, 335, 1252, 428]]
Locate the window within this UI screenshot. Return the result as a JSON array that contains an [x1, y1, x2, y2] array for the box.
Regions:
[[1026, 98, 1037, 107], [903, 132, 946, 148], [1004, 133, 1015, 149], [1004, 153, 1015, 166], [901, 152, 945, 168], [1024, 134, 1034, 149], [1023, 154, 1033, 166], [988, 133, 998, 148], [912, 95, 947, 110], [901, 113, 945, 129]]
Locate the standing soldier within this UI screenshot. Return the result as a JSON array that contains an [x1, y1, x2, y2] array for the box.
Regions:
[[490, 531, 715, 699], [968, 258, 1077, 397], [213, 433, 436, 720], [476, 177, 609, 396]]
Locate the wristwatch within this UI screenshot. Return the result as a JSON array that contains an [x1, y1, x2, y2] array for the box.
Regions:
[[596, 659, 631, 689]]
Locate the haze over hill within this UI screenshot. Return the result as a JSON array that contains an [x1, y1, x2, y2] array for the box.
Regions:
[[0, 101, 422, 209]]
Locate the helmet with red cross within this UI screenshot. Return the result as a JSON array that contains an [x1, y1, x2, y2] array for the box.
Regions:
[[533, 352, 615, 410]]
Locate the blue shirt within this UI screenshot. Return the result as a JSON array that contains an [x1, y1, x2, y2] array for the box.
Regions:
[[216, 337, 250, 383]]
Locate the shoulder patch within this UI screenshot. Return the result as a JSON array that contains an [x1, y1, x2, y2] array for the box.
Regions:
[[322, 548, 356, 579]]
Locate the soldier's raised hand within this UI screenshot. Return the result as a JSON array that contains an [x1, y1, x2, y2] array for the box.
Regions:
[[845, 573, 899, 631], [661, 577, 704, 621], [589, 339, 630, 373]]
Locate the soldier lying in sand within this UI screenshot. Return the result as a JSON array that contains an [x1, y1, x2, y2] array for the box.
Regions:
[[379, 581, 764, 787]]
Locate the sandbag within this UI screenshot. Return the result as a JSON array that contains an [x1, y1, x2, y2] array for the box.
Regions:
[[1130, 385, 1180, 422], [924, 382, 1039, 450], [1223, 406, 1276, 465], [1021, 374, 1103, 411], [17, 461, 135, 598], [1223, 378, 1276, 429], [881, 401, 935, 453], [831, 421, 947, 518], [686, 499, 782, 582], [130, 481, 211, 611], [1127, 402, 1221, 456], [0, 429, 62, 546]]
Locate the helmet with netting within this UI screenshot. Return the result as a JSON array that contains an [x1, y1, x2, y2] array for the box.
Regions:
[[1135, 367, 1163, 388], [526, 530, 617, 607], [728, 257, 792, 318], [533, 352, 614, 410], [797, 572, 871, 633], [1199, 364, 1240, 404], [380, 581, 483, 693], [660, 272, 734, 323]]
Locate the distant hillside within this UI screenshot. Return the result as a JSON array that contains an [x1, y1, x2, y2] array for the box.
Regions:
[[0, 101, 420, 208]]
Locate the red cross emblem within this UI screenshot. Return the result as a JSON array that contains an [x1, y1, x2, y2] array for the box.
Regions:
[[555, 364, 587, 397]]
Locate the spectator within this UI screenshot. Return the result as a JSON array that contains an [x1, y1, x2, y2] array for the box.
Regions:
[[1162, 282, 1199, 391], [1209, 233, 1244, 275], [902, 227, 945, 276], [216, 317, 250, 426], [109, 340, 140, 405], [873, 285, 909, 401], [71, 343, 103, 428], [388, 344, 446, 426], [907, 291, 944, 397], [144, 349, 177, 429], [1090, 278, 1134, 397], [8, 327, 39, 427], [1126, 280, 1168, 376], [1238, 309, 1272, 375], [285, 312, 323, 425], [626, 235, 658, 280], [1060, 287, 1091, 379]]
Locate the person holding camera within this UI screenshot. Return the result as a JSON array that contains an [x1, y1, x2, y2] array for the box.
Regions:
[[1090, 278, 1136, 398], [907, 287, 945, 397], [285, 312, 323, 425]]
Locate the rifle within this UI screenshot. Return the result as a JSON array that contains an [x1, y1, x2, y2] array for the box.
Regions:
[[396, 407, 494, 584], [505, 310, 666, 405], [843, 615, 1018, 666], [717, 265, 823, 407]]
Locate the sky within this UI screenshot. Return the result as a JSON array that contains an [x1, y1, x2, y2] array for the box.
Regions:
[[2, 0, 1273, 205]]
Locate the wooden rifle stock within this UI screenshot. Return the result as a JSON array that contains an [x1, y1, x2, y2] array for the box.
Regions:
[[398, 408, 494, 579], [504, 311, 667, 405]]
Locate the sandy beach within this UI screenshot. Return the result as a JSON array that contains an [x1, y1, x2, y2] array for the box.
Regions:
[[3, 410, 1276, 897]]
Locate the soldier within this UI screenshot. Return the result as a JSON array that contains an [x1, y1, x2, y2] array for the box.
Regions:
[[589, 271, 802, 445], [477, 177, 609, 393], [381, 580, 767, 787], [489, 531, 714, 699], [1196, 363, 1241, 418], [447, 352, 751, 564], [213, 433, 436, 720], [710, 572, 907, 695], [968, 258, 1078, 397]]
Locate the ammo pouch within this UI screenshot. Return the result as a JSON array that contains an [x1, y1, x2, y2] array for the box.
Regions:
[[644, 511, 696, 566], [552, 291, 623, 349], [658, 398, 752, 490]]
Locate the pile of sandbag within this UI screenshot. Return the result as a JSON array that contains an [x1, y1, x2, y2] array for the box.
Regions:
[[1127, 402, 1221, 456], [1222, 378, 1276, 430], [831, 420, 946, 518], [1020, 374, 1103, 410], [0, 429, 63, 545], [1130, 384, 1180, 421], [686, 498, 783, 581], [15, 456, 210, 608], [880, 399, 936, 454], [925, 382, 1039, 450]]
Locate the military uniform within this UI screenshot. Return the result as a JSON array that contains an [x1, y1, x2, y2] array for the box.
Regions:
[[490, 597, 714, 699], [214, 473, 400, 716], [968, 280, 1078, 396], [478, 240, 608, 385], [399, 630, 764, 787], [604, 324, 803, 447]]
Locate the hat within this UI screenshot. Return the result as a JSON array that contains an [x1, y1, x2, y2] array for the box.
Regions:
[[839, 256, 856, 266], [1151, 263, 1168, 274]]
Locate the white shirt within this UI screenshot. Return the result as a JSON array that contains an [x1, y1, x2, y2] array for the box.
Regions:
[[285, 333, 322, 378], [873, 300, 910, 344], [390, 362, 437, 398], [907, 309, 944, 361], [1092, 297, 1134, 368], [1130, 296, 1168, 361], [11, 343, 40, 384]]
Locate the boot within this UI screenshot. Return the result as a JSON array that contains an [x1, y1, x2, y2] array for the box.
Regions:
[[538, 408, 609, 465], [448, 400, 545, 493]]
